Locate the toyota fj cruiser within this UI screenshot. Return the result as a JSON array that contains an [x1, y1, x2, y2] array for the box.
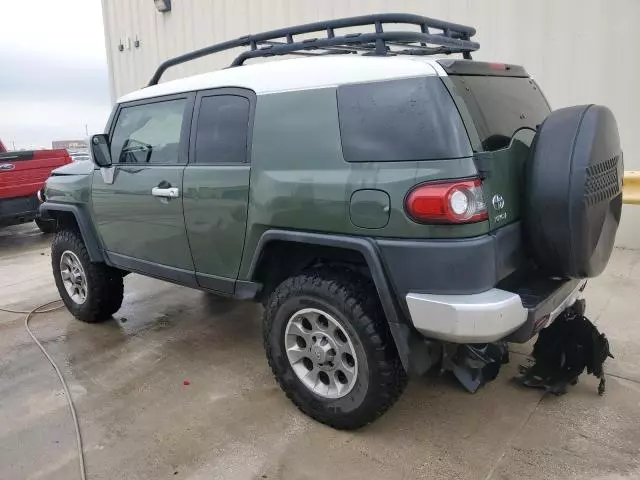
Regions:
[[40, 14, 623, 429]]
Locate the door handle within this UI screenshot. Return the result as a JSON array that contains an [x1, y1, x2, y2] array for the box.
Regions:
[[151, 186, 180, 198]]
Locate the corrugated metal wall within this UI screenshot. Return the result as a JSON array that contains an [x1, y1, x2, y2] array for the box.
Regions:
[[101, 0, 640, 248]]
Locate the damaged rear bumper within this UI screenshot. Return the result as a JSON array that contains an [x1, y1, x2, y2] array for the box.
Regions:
[[406, 279, 586, 344]]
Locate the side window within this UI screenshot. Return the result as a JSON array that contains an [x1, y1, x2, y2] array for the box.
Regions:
[[337, 77, 471, 162], [110, 98, 187, 164], [194, 95, 250, 164]]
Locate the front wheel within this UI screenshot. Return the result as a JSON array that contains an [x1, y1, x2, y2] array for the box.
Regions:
[[51, 229, 124, 323], [263, 268, 407, 430]]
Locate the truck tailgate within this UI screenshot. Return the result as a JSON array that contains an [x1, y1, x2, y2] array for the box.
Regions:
[[0, 150, 71, 199]]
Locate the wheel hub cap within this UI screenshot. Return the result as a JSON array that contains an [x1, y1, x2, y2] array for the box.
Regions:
[[60, 250, 88, 305], [284, 307, 359, 399], [311, 335, 336, 368]]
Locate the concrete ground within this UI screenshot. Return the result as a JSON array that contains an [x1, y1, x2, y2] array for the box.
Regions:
[[1, 223, 639, 480]]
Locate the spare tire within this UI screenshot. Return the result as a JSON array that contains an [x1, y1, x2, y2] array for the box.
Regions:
[[525, 105, 623, 278]]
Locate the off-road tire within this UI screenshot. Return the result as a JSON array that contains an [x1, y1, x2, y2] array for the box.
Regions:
[[263, 267, 407, 430], [35, 217, 56, 234], [51, 229, 124, 323]]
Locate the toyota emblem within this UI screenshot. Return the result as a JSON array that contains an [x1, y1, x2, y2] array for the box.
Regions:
[[492, 194, 505, 210]]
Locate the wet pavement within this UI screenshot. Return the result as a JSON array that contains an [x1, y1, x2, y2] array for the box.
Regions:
[[1, 223, 639, 480]]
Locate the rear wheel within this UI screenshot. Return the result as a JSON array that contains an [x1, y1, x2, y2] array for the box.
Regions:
[[52, 229, 124, 323], [263, 267, 407, 430]]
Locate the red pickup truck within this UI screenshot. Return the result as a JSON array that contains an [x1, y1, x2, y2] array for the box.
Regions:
[[0, 146, 72, 232]]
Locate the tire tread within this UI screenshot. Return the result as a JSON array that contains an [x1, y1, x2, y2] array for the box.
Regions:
[[263, 266, 407, 430], [52, 229, 123, 323]]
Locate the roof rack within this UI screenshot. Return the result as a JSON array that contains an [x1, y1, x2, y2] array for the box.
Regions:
[[148, 13, 479, 86]]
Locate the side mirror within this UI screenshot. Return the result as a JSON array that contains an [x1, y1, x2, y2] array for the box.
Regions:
[[90, 134, 112, 167]]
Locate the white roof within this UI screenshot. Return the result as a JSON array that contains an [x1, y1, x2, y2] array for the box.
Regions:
[[118, 55, 445, 104]]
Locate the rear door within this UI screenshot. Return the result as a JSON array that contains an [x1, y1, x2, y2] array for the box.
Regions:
[[441, 61, 551, 229], [0, 150, 70, 200], [91, 93, 196, 283], [183, 88, 254, 293]]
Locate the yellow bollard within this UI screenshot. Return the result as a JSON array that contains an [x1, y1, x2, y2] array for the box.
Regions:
[[623, 171, 640, 205]]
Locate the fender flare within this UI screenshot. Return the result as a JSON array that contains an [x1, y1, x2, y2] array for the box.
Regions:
[[247, 230, 414, 371], [39, 202, 105, 263]]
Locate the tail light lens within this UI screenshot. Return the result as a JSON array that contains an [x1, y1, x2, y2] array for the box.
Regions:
[[405, 179, 488, 224]]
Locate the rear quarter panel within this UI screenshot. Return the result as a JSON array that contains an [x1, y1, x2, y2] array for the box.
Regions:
[[239, 88, 487, 277]]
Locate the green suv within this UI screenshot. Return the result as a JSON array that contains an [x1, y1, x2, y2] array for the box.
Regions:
[[40, 14, 623, 429]]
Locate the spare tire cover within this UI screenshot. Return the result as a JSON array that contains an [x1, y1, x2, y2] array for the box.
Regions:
[[525, 105, 623, 278]]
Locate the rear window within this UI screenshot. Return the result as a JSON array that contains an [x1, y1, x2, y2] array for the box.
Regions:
[[337, 77, 471, 162], [448, 76, 550, 151], [0, 151, 34, 161]]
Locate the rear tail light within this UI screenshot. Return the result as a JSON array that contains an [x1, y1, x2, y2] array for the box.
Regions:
[[405, 178, 488, 224]]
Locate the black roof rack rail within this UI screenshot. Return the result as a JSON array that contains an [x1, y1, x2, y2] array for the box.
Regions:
[[148, 13, 479, 86]]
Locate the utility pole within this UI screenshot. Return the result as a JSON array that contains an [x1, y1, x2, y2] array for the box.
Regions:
[[85, 124, 89, 137], [12, 140, 16, 150]]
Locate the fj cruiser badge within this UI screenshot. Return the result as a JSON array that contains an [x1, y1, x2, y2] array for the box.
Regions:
[[492, 194, 507, 222]]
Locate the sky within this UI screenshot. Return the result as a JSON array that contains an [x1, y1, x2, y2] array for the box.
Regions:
[[0, 0, 111, 150]]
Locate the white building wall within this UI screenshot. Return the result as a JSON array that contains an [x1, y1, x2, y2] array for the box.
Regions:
[[101, 0, 640, 248]]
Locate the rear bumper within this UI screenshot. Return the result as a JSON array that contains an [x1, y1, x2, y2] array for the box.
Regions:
[[376, 222, 590, 343], [406, 279, 585, 343], [0, 195, 39, 226], [376, 221, 526, 297]]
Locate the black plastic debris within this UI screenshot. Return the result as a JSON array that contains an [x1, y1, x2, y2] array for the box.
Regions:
[[514, 300, 614, 395], [442, 342, 510, 393]]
